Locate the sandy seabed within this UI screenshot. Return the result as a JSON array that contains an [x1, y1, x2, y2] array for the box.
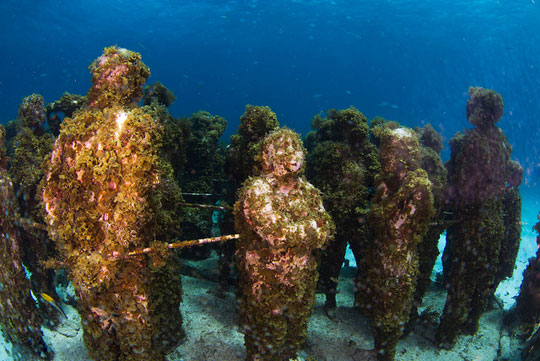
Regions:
[[28, 257, 524, 361]]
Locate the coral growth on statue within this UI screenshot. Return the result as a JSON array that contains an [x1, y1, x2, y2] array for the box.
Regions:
[[0, 125, 52, 360], [9, 94, 60, 325], [510, 214, 540, 360], [41, 46, 184, 361], [218, 105, 281, 295], [179, 110, 228, 259], [305, 106, 380, 316], [438, 87, 523, 346], [410, 124, 448, 327], [46, 92, 86, 136], [227, 105, 280, 187], [234, 127, 334, 360], [355, 127, 434, 361]]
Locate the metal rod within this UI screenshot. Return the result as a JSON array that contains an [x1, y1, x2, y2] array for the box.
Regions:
[[126, 234, 239, 257], [180, 202, 228, 211]]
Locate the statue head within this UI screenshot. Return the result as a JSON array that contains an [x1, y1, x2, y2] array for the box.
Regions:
[[87, 46, 150, 109], [466, 86, 504, 128], [261, 128, 305, 179]]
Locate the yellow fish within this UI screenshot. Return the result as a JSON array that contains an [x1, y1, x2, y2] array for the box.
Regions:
[[40, 293, 67, 319]]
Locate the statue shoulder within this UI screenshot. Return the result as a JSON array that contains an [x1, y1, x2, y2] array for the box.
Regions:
[[238, 176, 272, 205]]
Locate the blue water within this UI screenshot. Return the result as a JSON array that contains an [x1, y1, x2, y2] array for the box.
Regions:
[[2, 0, 540, 173]]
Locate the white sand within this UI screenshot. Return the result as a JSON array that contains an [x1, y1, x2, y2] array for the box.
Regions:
[[32, 256, 521, 361]]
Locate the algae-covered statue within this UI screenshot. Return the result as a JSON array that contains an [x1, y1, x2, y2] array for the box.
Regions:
[[0, 125, 52, 360], [234, 127, 334, 361], [410, 124, 448, 327], [438, 87, 522, 346], [505, 213, 540, 361], [42, 46, 184, 361], [218, 105, 280, 295], [7, 94, 60, 325], [355, 127, 434, 361], [304, 106, 379, 318]]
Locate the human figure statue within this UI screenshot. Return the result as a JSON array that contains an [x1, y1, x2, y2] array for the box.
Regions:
[[438, 87, 522, 346], [234, 127, 334, 361], [355, 127, 434, 361], [42, 46, 184, 361]]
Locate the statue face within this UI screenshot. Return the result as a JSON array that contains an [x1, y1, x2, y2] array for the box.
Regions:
[[273, 146, 304, 177], [262, 133, 305, 178]]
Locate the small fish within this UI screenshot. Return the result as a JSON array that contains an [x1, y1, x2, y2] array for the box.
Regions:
[[41, 293, 67, 319], [378, 101, 399, 109]]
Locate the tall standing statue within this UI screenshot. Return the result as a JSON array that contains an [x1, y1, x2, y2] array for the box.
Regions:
[[437, 87, 522, 346], [10, 94, 59, 325], [355, 127, 434, 361], [234, 127, 334, 360], [218, 105, 280, 296], [42, 46, 184, 361], [304, 106, 379, 318], [0, 125, 51, 360]]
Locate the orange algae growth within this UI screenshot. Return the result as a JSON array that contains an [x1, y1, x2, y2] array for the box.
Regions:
[[87, 46, 150, 110], [234, 128, 335, 361], [41, 46, 183, 361], [355, 127, 434, 361]]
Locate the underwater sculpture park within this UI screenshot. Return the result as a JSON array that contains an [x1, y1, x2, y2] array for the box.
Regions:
[[0, 46, 537, 361]]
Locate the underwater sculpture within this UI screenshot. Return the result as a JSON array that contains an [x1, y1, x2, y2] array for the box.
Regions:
[[234, 127, 334, 360], [0, 125, 52, 360], [304, 106, 379, 317], [218, 105, 281, 295], [361, 119, 447, 330], [9, 94, 60, 324], [10, 94, 54, 218], [41, 46, 184, 361], [46, 92, 86, 136], [147, 96, 189, 184], [409, 124, 448, 326], [355, 127, 434, 361], [509, 213, 540, 360], [226, 105, 280, 187], [180, 110, 227, 193], [179, 110, 228, 259], [437, 87, 523, 346], [142, 81, 176, 108]]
